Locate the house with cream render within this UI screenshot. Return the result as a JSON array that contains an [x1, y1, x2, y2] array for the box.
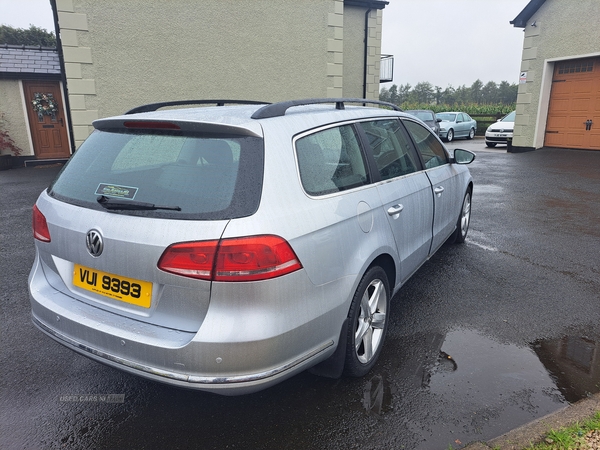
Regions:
[[53, 0, 391, 151], [510, 0, 600, 152]]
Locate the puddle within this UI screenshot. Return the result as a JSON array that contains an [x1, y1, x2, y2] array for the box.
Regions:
[[360, 329, 600, 449], [533, 336, 600, 403], [428, 329, 559, 397], [414, 329, 567, 448]]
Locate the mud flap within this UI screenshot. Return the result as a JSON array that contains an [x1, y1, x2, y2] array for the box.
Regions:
[[308, 318, 348, 378]]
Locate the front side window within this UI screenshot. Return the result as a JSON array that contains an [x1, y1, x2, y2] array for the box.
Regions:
[[408, 111, 433, 122], [403, 120, 448, 169], [296, 125, 368, 196], [437, 113, 456, 122], [360, 119, 419, 180]]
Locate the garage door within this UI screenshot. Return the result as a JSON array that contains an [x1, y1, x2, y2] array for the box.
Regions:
[[545, 57, 600, 150]]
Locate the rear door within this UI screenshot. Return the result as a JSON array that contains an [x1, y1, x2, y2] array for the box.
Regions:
[[358, 119, 434, 283], [403, 119, 462, 253], [455, 113, 468, 138]]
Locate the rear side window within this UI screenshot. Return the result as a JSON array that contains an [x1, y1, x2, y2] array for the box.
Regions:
[[295, 125, 369, 196], [403, 120, 448, 169], [360, 119, 419, 180], [48, 129, 264, 220]]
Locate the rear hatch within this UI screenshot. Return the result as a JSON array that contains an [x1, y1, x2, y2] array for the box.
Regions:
[[36, 119, 264, 332]]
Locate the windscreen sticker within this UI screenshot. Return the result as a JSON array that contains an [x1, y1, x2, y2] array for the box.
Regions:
[[95, 183, 138, 199]]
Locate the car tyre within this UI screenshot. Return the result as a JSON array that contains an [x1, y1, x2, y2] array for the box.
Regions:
[[485, 141, 497, 148], [343, 266, 390, 377], [446, 129, 454, 142], [448, 189, 472, 244], [467, 128, 475, 140]]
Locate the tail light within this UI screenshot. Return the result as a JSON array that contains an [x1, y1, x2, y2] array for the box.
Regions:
[[158, 235, 302, 282], [32, 205, 51, 242]]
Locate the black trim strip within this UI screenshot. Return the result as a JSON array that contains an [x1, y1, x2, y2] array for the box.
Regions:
[[251, 98, 401, 119], [125, 100, 269, 115]]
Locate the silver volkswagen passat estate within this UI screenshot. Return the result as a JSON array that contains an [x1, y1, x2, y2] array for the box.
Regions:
[[29, 98, 475, 395]]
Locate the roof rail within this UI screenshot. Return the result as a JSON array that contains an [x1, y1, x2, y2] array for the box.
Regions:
[[250, 98, 401, 119], [125, 100, 269, 115]]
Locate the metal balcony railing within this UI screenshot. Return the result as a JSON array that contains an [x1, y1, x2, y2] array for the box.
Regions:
[[380, 54, 394, 83]]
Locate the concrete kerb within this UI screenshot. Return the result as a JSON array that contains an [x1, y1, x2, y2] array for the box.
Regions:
[[464, 393, 600, 450]]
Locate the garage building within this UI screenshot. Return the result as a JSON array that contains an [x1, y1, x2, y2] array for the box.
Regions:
[[511, 0, 600, 152]]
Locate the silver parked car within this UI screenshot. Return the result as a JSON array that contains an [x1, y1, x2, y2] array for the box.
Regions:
[[404, 109, 441, 136], [437, 111, 477, 142], [29, 98, 475, 395]]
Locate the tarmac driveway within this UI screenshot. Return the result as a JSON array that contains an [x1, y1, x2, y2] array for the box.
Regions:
[[1, 146, 599, 449]]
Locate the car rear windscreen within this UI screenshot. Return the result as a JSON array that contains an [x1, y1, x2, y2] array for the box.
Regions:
[[48, 129, 264, 220]]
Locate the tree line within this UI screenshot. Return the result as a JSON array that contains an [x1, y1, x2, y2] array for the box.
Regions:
[[0, 25, 56, 47], [380, 80, 518, 108]]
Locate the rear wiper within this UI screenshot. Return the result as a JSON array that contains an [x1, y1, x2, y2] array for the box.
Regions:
[[97, 195, 181, 211]]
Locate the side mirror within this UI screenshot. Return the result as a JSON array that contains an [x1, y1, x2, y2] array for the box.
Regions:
[[452, 148, 475, 164], [436, 118, 442, 122]]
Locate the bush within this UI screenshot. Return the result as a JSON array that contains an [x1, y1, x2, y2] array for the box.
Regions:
[[0, 112, 23, 156]]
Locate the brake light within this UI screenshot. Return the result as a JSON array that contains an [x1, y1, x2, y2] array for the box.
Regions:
[[123, 121, 181, 130], [32, 205, 51, 242], [158, 235, 302, 282]]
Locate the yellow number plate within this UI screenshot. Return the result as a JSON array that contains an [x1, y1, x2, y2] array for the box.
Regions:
[[73, 264, 152, 308]]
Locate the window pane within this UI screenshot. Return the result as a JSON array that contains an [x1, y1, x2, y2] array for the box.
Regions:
[[296, 125, 368, 196], [49, 130, 263, 219], [361, 119, 418, 180], [404, 120, 448, 169]]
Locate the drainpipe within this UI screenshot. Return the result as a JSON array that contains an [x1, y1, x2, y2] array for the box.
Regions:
[[362, 8, 372, 100], [50, 0, 76, 155]]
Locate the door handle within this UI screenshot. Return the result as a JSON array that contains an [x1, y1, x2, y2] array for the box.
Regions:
[[434, 186, 445, 196], [387, 204, 404, 216], [585, 119, 593, 131]]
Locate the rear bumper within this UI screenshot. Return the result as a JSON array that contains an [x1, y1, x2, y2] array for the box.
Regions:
[[32, 314, 333, 395], [29, 252, 347, 395]]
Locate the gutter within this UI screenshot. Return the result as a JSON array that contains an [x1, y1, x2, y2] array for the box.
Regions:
[[362, 7, 372, 99]]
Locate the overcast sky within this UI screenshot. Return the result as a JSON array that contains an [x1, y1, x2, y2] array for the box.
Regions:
[[381, 0, 528, 88], [1, 0, 529, 89]]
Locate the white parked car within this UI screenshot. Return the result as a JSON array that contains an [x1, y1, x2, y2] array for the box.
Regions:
[[485, 111, 515, 147]]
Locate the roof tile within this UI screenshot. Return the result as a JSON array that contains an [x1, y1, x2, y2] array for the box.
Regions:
[[0, 44, 60, 74]]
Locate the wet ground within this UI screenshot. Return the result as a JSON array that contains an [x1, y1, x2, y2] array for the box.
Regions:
[[1, 143, 599, 449]]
